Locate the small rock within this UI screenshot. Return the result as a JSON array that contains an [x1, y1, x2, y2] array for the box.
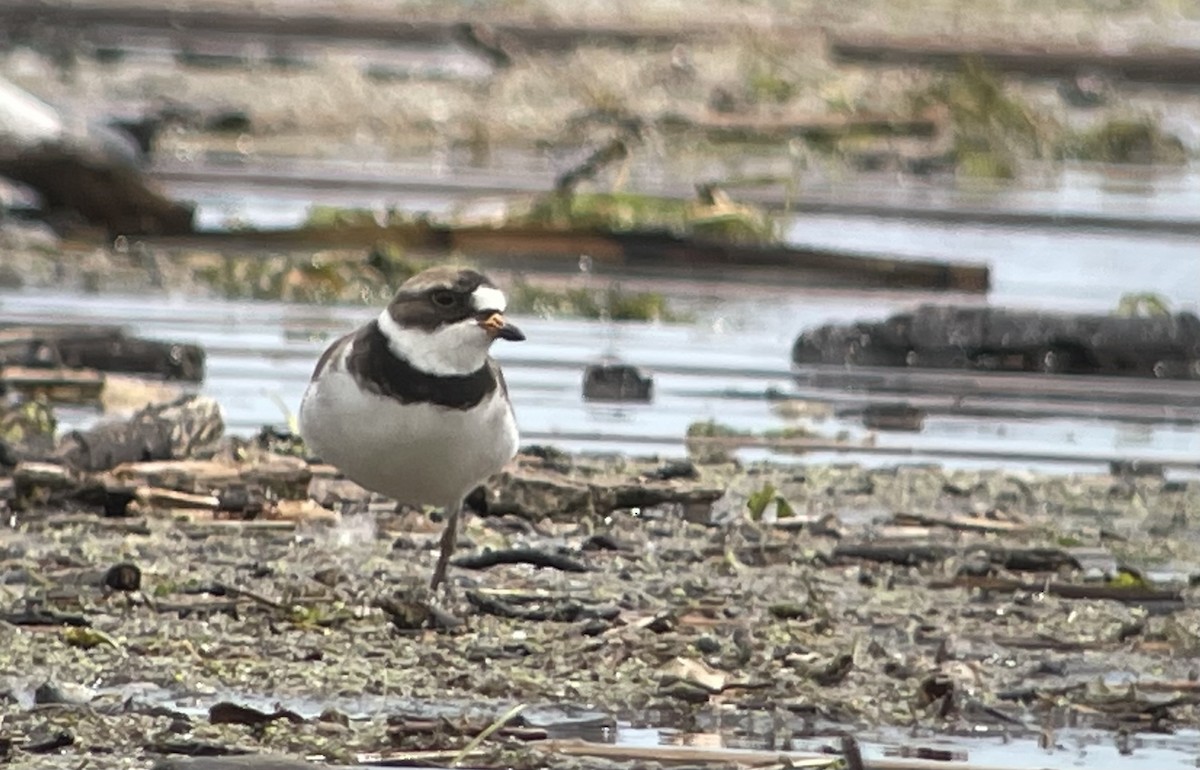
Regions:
[[768, 602, 812, 621], [580, 533, 626, 552], [311, 567, 344, 587], [103, 562, 142, 592], [657, 679, 713, 704], [694, 635, 721, 655], [23, 730, 74, 754], [318, 708, 350, 727], [583, 363, 653, 403], [647, 460, 698, 481], [34, 681, 96, 706]]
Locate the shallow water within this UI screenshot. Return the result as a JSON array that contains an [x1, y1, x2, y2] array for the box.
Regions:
[[642, 724, 1200, 770], [2, 279, 1198, 476], [68, 681, 1200, 769], [7, 161, 1200, 471]]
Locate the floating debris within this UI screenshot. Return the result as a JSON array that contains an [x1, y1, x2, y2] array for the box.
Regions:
[[860, 403, 925, 432], [582, 362, 654, 403]]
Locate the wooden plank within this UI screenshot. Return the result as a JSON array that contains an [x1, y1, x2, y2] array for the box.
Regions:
[[0, 365, 105, 404], [830, 32, 1200, 87]]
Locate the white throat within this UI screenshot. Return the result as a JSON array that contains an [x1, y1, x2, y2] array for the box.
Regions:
[[377, 309, 491, 376]]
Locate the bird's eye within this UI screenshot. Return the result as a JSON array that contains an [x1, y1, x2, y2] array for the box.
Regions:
[[431, 290, 457, 307]]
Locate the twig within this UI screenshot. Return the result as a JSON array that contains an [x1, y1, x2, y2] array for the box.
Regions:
[[207, 582, 286, 611], [937, 575, 1183, 604], [890, 511, 1029, 534], [451, 703, 527, 767]]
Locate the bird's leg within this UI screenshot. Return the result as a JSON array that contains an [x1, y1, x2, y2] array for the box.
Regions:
[[430, 499, 462, 593]]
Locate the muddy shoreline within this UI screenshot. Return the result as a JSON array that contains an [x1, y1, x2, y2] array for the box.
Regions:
[[3, 408, 1200, 767]]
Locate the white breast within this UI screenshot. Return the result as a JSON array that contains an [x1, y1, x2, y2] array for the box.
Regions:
[[298, 348, 519, 507]]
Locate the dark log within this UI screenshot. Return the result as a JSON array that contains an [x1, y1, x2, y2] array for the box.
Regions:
[[143, 220, 992, 294], [832, 543, 952, 566], [0, 77, 194, 235], [830, 32, 1200, 87], [793, 305, 1200, 380], [0, 2, 693, 54], [56, 395, 224, 472], [0, 324, 206, 382]]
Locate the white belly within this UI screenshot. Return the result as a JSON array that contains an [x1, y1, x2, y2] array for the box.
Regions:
[[298, 365, 519, 507]]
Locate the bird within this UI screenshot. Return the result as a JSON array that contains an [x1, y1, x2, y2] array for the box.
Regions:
[[299, 265, 525, 591]]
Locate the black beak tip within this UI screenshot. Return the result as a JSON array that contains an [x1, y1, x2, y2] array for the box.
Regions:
[[498, 323, 525, 342]]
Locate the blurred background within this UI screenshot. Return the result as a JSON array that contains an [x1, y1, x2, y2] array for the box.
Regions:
[[1, 0, 1198, 474]]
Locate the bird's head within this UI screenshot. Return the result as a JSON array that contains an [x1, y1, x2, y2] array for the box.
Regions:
[[377, 266, 525, 376]]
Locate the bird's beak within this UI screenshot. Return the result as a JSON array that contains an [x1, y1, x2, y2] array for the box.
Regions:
[[479, 312, 525, 341]]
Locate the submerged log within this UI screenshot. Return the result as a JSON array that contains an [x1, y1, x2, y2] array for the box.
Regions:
[[162, 220, 988, 293], [0, 324, 205, 382], [0, 77, 194, 235]]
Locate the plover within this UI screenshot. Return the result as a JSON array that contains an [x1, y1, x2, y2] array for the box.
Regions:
[[299, 266, 525, 591]]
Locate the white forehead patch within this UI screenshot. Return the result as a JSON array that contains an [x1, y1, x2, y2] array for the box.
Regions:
[[471, 286, 507, 313]]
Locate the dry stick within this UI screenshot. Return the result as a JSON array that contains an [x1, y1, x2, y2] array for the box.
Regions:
[[207, 582, 286, 611], [939, 575, 1183, 603], [450, 703, 527, 767]]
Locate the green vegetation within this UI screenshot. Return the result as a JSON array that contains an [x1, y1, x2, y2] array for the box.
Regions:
[[685, 419, 751, 439], [762, 425, 821, 441], [515, 191, 778, 245], [302, 205, 384, 229], [746, 481, 796, 522], [685, 419, 750, 464], [192, 249, 687, 323], [507, 277, 689, 322], [195, 253, 356, 304], [1061, 117, 1187, 165], [1115, 292, 1172, 317], [0, 397, 56, 445], [737, 35, 798, 106], [911, 58, 1049, 179]]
